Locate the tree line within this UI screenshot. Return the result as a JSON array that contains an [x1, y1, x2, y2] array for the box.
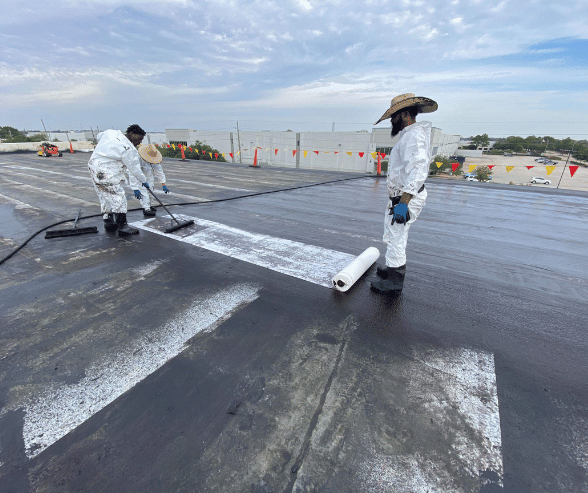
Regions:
[[466, 133, 588, 162], [0, 126, 48, 143]]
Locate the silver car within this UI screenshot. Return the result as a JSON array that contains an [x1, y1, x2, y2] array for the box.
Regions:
[[530, 177, 551, 185]]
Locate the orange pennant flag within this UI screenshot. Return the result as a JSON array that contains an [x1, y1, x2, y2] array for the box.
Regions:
[[451, 163, 460, 172], [346, 152, 352, 156], [172, 144, 176, 150], [569, 165, 579, 177], [275, 149, 278, 155], [215, 153, 218, 158], [359, 152, 364, 158], [526, 166, 534, 170], [546, 165, 556, 175], [293, 150, 297, 156], [314, 151, 319, 155], [506, 166, 515, 172], [468, 164, 477, 173], [371, 152, 377, 159], [488, 165, 495, 169], [324, 151, 330, 154], [229, 153, 233, 158], [304, 151, 308, 157], [435, 162, 443, 168], [209, 152, 212, 158], [334, 151, 339, 154]]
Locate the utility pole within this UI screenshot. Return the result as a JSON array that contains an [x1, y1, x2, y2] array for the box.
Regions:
[[556, 140, 582, 189], [236, 120, 242, 164], [332, 122, 335, 132], [41, 119, 48, 138]]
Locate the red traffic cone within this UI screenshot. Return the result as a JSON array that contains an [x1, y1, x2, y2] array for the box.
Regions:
[[249, 147, 261, 168]]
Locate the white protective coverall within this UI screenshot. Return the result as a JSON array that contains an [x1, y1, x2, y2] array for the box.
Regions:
[[88, 130, 147, 215], [128, 158, 166, 210], [384, 121, 432, 267]]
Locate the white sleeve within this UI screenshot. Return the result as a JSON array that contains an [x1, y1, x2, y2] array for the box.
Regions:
[[401, 128, 430, 195], [152, 163, 166, 184], [121, 146, 147, 184]]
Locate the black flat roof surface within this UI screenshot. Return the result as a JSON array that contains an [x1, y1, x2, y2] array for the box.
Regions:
[[1, 152, 587, 493]]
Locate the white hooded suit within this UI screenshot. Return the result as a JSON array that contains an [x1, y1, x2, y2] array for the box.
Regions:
[[88, 130, 147, 215]]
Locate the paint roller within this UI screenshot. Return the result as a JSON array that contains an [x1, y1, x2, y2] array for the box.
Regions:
[[332, 247, 380, 292]]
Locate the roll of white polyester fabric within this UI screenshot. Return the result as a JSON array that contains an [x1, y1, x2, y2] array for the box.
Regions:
[[332, 247, 380, 292]]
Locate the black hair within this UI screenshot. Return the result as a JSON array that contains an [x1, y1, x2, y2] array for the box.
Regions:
[[126, 124, 146, 136], [405, 106, 420, 118]]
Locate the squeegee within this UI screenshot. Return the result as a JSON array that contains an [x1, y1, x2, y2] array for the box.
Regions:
[[145, 188, 195, 233], [45, 209, 99, 239]]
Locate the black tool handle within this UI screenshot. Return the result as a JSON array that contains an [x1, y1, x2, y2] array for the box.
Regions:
[[144, 187, 181, 226]]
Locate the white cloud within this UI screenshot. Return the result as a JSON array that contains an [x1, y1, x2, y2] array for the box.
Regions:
[[295, 0, 312, 11]]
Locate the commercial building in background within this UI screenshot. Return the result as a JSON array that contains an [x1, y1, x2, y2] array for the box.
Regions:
[[165, 127, 461, 173]]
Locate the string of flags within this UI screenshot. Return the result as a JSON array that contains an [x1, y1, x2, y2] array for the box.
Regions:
[[155, 144, 380, 160], [436, 162, 581, 177]]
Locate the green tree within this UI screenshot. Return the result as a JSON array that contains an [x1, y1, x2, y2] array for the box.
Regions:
[[429, 155, 463, 176], [474, 165, 492, 182], [471, 133, 490, 148], [158, 140, 226, 162]]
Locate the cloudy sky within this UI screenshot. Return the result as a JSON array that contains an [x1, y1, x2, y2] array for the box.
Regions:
[[2, 0, 587, 138]]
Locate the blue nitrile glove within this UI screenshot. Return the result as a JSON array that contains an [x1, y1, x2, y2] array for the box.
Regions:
[[393, 203, 410, 224], [162, 185, 169, 194], [133, 190, 142, 200], [142, 182, 150, 189]]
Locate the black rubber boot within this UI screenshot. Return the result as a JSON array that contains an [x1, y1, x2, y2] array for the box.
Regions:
[[370, 265, 406, 293], [103, 213, 117, 232], [376, 264, 389, 278], [116, 213, 139, 235], [143, 208, 156, 217]]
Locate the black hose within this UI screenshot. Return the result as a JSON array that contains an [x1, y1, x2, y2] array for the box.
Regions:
[[0, 175, 371, 266]]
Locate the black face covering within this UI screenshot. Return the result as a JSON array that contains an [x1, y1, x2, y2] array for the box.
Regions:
[[391, 119, 403, 137]]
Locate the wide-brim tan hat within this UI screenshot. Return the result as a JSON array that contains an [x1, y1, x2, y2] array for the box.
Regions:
[[374, 93, 438, 125], [138, 144, 163, 164]]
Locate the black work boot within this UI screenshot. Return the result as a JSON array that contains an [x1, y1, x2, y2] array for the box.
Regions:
[[375, 264, 389, 278], [103, 213, 117, 232], [370, 264, 406, 293], [116, 213, 139, 235], [143, 208, 156, 217]]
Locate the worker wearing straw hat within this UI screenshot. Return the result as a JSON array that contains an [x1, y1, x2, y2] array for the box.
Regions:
[[370, 93, 438, 294], [129, 144, 169, 217]]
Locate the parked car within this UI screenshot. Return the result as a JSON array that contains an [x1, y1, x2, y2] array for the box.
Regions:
[[535, 157, 549, 163], [466, 176, 479, 182], [543, 160, 556, 165], [464, 172, 475, 179], [530, 177, 551, 185], [503, 152, 512, 156]]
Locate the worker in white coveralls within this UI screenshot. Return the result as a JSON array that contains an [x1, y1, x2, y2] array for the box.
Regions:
[[88, 124, 150, 235], [129, 144, 169, 217], [370, 93, 438, 294]]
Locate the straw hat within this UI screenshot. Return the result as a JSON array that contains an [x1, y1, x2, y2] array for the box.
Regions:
[[374, 93, 438, 125], [138, 144, 163, 164]]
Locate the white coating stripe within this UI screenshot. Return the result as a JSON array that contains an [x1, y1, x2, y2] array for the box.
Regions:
[[1, 166, 210, 202], [171, 177, 253, 192], [0, 178, 96, 207], [295, 347, 503, 491], [0, 192, 35, 208], [23, 283, 261, 459], [132, 214, 358, 287]]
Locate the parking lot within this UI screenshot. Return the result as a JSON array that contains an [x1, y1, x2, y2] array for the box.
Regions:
[[1, 152, 588, 492]]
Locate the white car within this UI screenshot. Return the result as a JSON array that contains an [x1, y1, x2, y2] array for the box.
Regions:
[[466, 176, 479, 182], [530, 177, 551, 185]]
